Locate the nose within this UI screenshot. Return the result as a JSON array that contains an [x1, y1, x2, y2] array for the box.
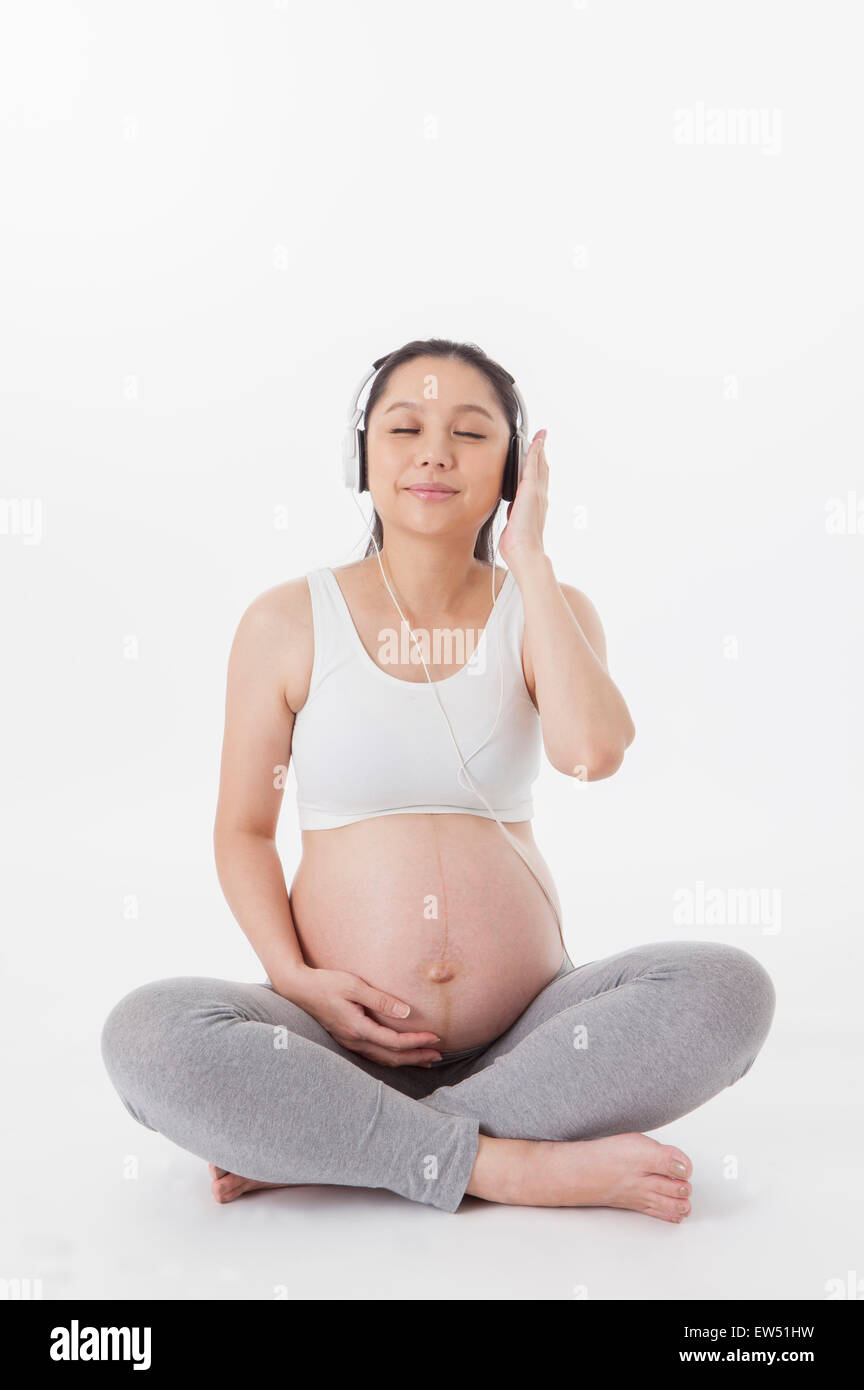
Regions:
[[416, 436, 457, 469], [418, 456, 454, 470]]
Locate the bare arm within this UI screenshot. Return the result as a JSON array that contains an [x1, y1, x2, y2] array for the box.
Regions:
[[520, 558, 636, 780], [211, 582, 442, 1065], [500, 428, 635, 781], [212, 584, 308, 992]]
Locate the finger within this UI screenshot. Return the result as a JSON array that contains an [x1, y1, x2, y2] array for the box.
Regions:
[[346, 980, 415, 1020], [344, 1041, 443, 1068], [537, 452, 549, 485], [522, 444, 542, 483], [352, 1017, 443, 1050]]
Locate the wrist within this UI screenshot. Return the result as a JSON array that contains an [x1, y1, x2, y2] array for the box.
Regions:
[[270, 959, 313, 1002], [507, 549, 552, 585]]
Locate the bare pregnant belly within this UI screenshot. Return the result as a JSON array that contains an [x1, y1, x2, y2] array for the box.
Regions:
[[288, 814, 565, 1053]]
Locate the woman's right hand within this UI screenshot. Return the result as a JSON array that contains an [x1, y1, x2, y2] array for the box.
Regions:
[[276, 964, 443, 1067]]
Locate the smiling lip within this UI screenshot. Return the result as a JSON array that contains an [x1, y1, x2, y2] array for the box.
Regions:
[[405, 485, 457, 498]]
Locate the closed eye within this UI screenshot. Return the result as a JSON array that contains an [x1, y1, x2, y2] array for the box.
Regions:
[[390, 429, 486, 439]]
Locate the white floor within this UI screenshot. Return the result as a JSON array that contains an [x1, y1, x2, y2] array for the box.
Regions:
[[5, 852, 860, 1301], [5, 1013, 861, 1301]]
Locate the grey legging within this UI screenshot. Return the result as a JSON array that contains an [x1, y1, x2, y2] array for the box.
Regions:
[[100, 940, 776, 1213]]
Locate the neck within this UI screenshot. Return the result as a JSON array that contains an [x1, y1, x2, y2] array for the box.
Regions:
[[373, 530, 490, 616]]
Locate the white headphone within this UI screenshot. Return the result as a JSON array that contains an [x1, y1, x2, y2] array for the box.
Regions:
[[342, 356, 531, 501], [340, 356, 565, 947]]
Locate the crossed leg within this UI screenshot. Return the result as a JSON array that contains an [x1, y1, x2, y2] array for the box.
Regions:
[[413, 939, 776, 1216], [100, 940, 775, 1217], [423, 939, 776, 1137]]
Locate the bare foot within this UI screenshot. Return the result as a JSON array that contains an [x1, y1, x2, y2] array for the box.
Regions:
[[208, 1163, 296, 1204], [467, 1132, 694, 1224]]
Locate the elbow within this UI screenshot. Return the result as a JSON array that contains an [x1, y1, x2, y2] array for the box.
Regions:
[[213, 821, 275, 854], [212, 823, 234, 872], [212, 818, 230, 854], [554, 732, 633, 781], [585, 745, 626, 781]]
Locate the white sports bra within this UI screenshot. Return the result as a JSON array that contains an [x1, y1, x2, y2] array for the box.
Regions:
[[290, 566, 542, 830]]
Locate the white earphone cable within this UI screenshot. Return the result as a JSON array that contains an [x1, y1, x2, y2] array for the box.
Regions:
[[349, 490, 564, 945]]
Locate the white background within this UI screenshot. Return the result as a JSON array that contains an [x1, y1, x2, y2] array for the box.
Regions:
[[1, 0, 861, 1300]]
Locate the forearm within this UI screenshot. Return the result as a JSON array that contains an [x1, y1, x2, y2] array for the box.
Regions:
[[517, 554, 635, 775], [213, 829, 309, 996]]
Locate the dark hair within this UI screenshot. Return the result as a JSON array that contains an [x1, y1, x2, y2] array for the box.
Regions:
[[359, 338, 519, 563]]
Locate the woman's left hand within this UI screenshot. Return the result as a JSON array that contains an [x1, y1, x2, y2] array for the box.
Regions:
[[498, 428, 549, 578]]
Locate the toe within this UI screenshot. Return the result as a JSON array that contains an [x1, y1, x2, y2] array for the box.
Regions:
[[653, 1175, 692, 1200], [638, 1192, 684, 1224], [664, 1146, 692, 1180], [658, 1193, 690, 1223]]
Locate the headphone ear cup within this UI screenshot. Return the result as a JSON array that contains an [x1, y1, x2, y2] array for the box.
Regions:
[[358, 428, 368, 492], [501, 436, 518, 502]]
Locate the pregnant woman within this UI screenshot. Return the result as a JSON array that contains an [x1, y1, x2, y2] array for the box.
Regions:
[[101, 338, 776, 1220]]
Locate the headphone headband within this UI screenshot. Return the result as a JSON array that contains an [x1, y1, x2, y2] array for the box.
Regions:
[[341, 357, 530, 501]]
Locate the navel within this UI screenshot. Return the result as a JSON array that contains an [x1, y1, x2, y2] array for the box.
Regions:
[[427, 960, 456, 984]]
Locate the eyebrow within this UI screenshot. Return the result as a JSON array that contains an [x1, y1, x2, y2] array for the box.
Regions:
[[382, 399, 495, 422]]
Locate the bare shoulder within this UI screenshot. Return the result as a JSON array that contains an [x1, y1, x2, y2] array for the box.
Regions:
[[231, 575, 314, 713]]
